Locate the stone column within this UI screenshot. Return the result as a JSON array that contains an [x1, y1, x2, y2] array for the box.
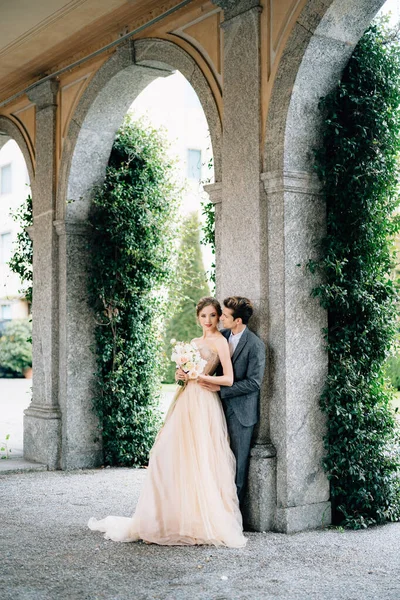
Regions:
[[203, 182, 221, 296], [24, 80, 61, 469], [212, 0, 276, 531], [262, 170, 331, 532], [54, 220, 102, 470]]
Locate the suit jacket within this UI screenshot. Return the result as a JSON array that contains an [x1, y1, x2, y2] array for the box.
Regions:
[[217, 327, 266, 427]]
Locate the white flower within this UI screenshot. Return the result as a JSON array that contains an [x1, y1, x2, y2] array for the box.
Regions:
[[170, 338, 176, 345], [178, 354, 189, 365], [188, 369, 199, 379]]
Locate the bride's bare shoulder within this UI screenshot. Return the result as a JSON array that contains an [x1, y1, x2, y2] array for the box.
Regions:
[[213, 334, 229, 347]]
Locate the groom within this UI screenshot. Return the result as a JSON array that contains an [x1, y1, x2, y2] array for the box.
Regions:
[[199, 296, 266, 511]]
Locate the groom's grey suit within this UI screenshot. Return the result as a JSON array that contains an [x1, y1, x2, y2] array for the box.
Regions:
[[218, 327, 266, 507]]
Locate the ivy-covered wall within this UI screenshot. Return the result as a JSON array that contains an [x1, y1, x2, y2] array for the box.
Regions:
[[87, 118, 179, 467], [309, 20, 400, 528]]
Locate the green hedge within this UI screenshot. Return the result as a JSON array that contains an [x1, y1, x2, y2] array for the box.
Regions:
[[0, 319, 32, 378], [88, 117, 179, 467], [309, 20, 400, 528]]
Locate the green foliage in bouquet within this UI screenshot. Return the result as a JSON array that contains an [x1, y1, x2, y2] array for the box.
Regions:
[[88, 117, 179, 467], [163, 212, 210, 383], [0, 319, 32, 378], [308, 20, 400, 528]]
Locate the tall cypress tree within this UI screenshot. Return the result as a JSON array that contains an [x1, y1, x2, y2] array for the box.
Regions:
[[163, 212, 210, 382]]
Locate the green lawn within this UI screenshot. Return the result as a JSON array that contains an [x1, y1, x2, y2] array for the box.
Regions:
[[160, 383, 177, 393]]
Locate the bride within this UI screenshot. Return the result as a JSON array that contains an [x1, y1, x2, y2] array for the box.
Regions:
[[88, 296, 246, 547]]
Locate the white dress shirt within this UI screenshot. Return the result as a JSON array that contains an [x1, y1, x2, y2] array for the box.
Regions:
[[228, 326, 247, 357]]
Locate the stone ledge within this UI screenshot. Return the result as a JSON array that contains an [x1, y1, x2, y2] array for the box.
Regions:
[[54, 220, 91, 236], [262, 170, 321, 195], [0, 458, 47, 475], [24, 404, 61, 420], [203, 182, 222, 204]]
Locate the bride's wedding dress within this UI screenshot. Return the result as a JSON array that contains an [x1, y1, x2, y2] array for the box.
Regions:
[[88, 343, 246, 547]]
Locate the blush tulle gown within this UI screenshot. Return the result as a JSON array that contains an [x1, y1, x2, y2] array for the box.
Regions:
[[88, 343, 246, 547]]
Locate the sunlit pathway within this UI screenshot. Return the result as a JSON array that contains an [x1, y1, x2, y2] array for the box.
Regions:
[[0, 380, 174, 459], [1, 468, 400, 600]]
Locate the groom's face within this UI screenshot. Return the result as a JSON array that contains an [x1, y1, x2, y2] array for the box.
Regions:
[[220, 306, 236, 330]]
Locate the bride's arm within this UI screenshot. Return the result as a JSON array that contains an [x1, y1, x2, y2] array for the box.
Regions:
[[198, 338, 233, 386]]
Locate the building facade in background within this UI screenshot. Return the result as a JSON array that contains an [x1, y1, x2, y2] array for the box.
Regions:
[[0, 140, 30, 331]]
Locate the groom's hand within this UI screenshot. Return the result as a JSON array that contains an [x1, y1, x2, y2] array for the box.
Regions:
[[198, 380, 221, 392]]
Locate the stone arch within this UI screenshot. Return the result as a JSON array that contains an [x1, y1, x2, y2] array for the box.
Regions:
[[55, 38, 221, 470], [0, 116, 35, 188], [261, 0, 387, 532], [58, 38, 222, 220], [264, 0, 386, 173]]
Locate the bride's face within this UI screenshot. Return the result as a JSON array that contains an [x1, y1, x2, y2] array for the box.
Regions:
[[198, 304, 220, 333]]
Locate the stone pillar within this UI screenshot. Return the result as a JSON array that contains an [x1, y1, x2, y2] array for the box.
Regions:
[[213, 0, 276, 531], [24, 80, 61, 469], [262, 170, 331, 532], [54, 221, 102, 470], [203, 182, 222, 296]]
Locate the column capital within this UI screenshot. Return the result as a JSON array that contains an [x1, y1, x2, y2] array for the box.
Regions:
[[203, 181, 222, 204], [27, 79, 59, 110], [261, 170, 321, 195], [212, 0, 261, 23], [54, 220, 91, 237]]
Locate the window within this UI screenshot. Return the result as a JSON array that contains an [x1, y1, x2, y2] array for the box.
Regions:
[[0, 232, 12, 264], [187, 149, 202, 181], [0, 164, 12, 194], [1, 304, 11, 320]]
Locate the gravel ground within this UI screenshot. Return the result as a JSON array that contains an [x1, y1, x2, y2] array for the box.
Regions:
[[1, 467, 400, 600]]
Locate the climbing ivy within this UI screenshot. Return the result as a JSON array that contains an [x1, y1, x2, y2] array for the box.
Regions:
[[88, 117, 179, 467], [309, 20, 400, 528], [201, 155, 216, 288], [9, 193, 33, 305]]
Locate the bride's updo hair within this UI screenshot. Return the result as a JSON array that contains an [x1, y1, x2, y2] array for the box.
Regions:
[[196, 296, 222, 317]]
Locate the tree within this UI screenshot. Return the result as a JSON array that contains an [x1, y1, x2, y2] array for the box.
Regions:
[[163, 212, 210, 382]]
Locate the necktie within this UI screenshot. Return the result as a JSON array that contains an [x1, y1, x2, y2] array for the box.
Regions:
[[229, 334, 235, 357]]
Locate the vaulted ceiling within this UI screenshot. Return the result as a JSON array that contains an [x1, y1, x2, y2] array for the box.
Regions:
[[0, 0, 203, 104]]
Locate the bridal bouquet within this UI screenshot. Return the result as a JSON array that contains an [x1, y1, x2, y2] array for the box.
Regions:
[[170, 339, 207, 386]]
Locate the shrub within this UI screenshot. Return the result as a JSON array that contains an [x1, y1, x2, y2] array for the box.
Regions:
[[308, 20, 400, 528], [88, 117, 179, 467], [0, 319, 32, 378]]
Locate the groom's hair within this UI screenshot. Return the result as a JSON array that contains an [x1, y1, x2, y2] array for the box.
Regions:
[[223, 297, 253, 325]]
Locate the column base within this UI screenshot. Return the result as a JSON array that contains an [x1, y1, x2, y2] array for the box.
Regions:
[[24, 404, 61, 469], [243, 443, 277, 532], [275, 501, 331, 533], [61, 447, 103, 471]]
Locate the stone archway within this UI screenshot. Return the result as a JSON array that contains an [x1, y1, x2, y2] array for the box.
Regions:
[[0, 116, 35, 186], [31, 38, 222, 470], [261, 0, 387, 532]]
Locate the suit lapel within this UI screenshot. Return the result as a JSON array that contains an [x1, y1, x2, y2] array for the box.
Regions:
[[231, 327, 249, 364]]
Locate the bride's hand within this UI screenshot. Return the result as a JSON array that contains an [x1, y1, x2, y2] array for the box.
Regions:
[[175, 368, 188, 382]]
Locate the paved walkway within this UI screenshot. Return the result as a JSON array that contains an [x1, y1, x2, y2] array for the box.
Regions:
[[0, 379, 174, 458], [0, 379, 32, 457], [1, 467, 400, 600]]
